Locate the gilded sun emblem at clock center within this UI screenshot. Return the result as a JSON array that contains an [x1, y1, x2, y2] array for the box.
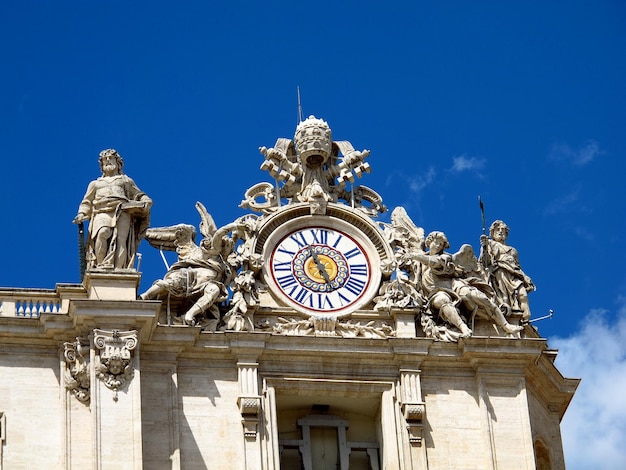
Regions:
[[304, 253, 338, 282], [293, 246, 348, 292]]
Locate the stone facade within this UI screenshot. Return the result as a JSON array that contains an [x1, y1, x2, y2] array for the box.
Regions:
[[0, 283, 577, 469], [0, 120, 578, 469]]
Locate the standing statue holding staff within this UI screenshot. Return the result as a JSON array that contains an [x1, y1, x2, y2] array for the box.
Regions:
[[73, 149, 152, 270], [480, 220, 535, 321]]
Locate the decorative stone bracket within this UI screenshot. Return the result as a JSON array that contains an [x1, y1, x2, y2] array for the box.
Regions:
[[400, 368, 426, 445], [238, 395, 262, 439], [63, 337, 91, 404], [402, 402, 426, 444], [93, 329, 138, 401], [237, 360, 262, 439]]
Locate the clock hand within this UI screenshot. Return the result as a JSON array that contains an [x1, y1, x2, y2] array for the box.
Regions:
[[309, 246, 332, 284]]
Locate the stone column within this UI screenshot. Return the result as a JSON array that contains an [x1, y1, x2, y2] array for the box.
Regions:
[[62, 338, 92, 469], [237, 359, 262, 439]]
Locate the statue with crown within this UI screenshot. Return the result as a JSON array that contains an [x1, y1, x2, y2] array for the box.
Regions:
[[137, 115, 527, 340]]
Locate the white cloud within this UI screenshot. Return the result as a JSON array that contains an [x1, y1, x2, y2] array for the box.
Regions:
[[551, 303, 626, 469], [387, 167, 437, 195], [408, 166, 436, 193], [550, 140, 602, 166], [543, 189, 580, 216], [449, 154, 486, 173]]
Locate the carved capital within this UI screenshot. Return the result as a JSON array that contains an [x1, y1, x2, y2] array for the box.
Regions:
[[93, 329, 138, 397], [63, 338, 91, 404]]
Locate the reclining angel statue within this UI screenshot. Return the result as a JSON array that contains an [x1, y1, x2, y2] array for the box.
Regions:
[[413, 231, 523, 339], [139, 202, 239, 326], [381, 207, 522, 340]]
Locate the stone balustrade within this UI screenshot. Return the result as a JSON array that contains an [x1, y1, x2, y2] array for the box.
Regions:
[[0, 289, 64, 318]]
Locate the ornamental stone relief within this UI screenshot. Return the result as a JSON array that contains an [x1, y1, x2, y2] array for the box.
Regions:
[[63, 337, 91, 404], [132, 116, 533, 341], [93, 329, 138, 400]]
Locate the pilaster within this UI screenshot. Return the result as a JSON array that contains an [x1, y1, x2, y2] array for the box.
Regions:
[[463, 338, 543, 470], [230, 334, 267, 470], [91, 329, 142, 470], [60, 271, 159, 470]]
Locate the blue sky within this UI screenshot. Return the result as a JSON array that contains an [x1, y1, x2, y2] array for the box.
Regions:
[[1, 1, 625, 467]]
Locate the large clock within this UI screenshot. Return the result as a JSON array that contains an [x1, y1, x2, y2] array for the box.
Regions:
[[263, 216, 382, 317]]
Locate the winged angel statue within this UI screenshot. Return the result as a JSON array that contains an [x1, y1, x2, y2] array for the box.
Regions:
[[377, 208, 523, 340], [139, 202, 260, 329]]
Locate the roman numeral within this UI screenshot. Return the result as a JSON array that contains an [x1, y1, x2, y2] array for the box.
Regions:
[[277, 247, 296, 256], [293, 287, 310, 304], [337, 292, 351, 306], [311, 229, 329, 245], [344, 277, 366, 296], [316, 293, 334, 310], [289, 232, 308, 248], [344, 247, 361, 259], [332, 234, 343, 248], [274, 260, 292, 271], [277, 274, 297, 289], [350, 263, 368, 276]]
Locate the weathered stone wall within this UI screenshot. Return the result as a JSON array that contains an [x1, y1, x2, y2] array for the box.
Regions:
[[0, 346, 64, 469], [422, 374, 490, 469], [178, 361, 243, 469], [527, 386, 567, 470]]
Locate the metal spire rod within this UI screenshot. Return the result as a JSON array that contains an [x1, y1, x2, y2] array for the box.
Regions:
[[297, 86, 304, 123], [478, 195, 486, 235]]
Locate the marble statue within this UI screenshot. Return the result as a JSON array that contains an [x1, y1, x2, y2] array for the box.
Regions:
[[222, 270, 259, 331], [241, 115, 386, 216], [479, 220, 535, 321], [134, 117, 530, 342], [73, 149, 152, 270], [411, 231, 523, 338], [139, 204, 234, 326], [375, 207, 426, 311]]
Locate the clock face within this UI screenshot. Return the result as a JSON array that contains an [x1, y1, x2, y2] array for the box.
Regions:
[[268, 226, 377, 316]]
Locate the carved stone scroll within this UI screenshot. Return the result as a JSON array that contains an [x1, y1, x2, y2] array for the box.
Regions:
[[63, 338, 91, 404]]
